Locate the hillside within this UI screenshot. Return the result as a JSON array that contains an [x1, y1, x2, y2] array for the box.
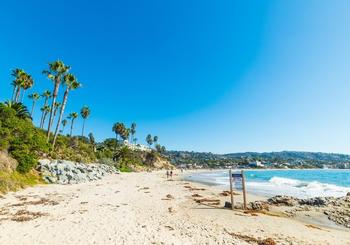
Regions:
[[166, 150, 350, 169]]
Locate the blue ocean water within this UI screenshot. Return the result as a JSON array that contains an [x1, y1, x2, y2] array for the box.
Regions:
[[184, 169, 350, 198]]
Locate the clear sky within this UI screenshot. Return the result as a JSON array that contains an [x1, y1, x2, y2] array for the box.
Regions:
[[1, 0, 350, 154]]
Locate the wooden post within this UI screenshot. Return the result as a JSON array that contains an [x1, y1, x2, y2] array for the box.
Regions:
[[241, 170, 247, 210], [229, 169, 234, 210]]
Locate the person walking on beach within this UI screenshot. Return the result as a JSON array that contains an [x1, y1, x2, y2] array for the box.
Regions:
[[170, 170, 173, 179], [166, 170, 169, 179]]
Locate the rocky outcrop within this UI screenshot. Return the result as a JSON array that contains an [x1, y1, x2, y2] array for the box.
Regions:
[[37, 159, 119, 185], [250, 194, 350, 228]]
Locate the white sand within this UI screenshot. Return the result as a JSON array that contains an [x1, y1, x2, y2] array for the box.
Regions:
[[0, 171, 349, 245]]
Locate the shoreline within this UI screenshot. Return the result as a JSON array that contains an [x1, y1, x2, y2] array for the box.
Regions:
[[0, 171, 349, 244]]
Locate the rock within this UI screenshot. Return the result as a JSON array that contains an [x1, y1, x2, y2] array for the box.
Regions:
[[37, 159, 119, 185], [247, 201, 269, 211], [224, 201, 232, 209], [267, 195, 299, 206], [299, 197, 327, 206]]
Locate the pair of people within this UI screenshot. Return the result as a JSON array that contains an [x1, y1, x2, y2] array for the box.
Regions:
[[166, 170, 173, 179]]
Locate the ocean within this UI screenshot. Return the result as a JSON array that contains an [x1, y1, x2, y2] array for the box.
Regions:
[[184, 169, 350, 198]]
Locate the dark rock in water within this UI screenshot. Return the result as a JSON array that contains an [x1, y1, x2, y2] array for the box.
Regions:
[[224, 201, 232, 209], [267, 195, 299, 206]]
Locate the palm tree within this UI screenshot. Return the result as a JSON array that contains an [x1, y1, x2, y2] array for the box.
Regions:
[[68, 112, 78, 137], [40, 90, 51, 130], [52, 73, 80, 147], [11, 69, 32, 103], [20, 74, 34, 102], [60, 119, 68, 134], [43, 60, 70, 141], [112, 122, 124, 142], [146, 134, 153, 147], [130, 122, 136, 144], [80, 106, 90, 137], [153, 136, 158, 146], [0, 101, 31, 120], [41, 105, 51, 128], [28, 92, 40, 117]]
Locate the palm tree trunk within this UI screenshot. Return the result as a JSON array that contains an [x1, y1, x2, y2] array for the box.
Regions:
[[11, 85, 17, 101], [52, 88, 69, 148], [43, 112, 48, 128], [21, 89, 26, 103], [30, 101, 35, 117], [82, 119, 86, 137], [70, 118, 75, 137], [15, 87, 21, 102], [47, 78, 60, 141], [40, 98, 48, 130]]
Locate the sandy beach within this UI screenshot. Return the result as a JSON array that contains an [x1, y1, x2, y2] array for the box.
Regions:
[[0, 171, 349, 245]]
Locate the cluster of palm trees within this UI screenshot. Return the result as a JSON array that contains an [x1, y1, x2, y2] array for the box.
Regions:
[[111, 122, 165, 152], [146, 134, 158, 147], [11, 69, 34, 103], [112, 122, 137, 143], [8, 60, 91, 148]]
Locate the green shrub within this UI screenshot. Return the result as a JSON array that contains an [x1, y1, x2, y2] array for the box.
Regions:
[[0, 105, 49, 173]]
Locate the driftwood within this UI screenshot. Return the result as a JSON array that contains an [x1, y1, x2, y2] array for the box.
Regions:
[[220, 190, 240, 196], [195, 198, 220, 205], [192, 194, 203, 198], [224, 229, 276, 245]]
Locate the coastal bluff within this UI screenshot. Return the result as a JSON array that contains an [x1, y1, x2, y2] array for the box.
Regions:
[[37, 159, 119, 184]]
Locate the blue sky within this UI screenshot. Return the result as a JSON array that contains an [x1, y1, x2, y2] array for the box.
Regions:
[[1, 0, 350, 154]]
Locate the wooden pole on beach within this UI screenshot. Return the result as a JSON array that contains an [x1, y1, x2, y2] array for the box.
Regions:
[[241, 170, 247, 210], [229, 169, 234, 210]]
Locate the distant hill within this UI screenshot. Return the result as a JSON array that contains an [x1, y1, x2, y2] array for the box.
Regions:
[[166, 150, 350, 169]]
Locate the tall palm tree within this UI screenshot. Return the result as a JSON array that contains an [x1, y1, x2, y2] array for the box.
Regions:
[[28, 92, 40, 117], [80, 106, 90, 137], [60, 119, 68, 134], [52, 73, 81, 147], [43, 60, 70, 141], [41, 105, 51, 129], [68, 112, 78, 137], [130, 122, 136, 144], [20, 74, 34, 102], [40, 90, 51, 129]]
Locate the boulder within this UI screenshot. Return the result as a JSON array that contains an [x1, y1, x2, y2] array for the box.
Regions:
[[37, 159, 119, 185], [267, 195, 299, 206]]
